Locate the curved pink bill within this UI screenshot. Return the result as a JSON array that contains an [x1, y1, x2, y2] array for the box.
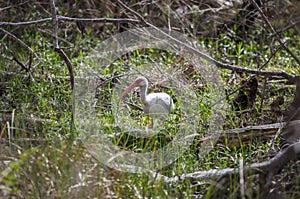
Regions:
[[119, 81, 138, 102]]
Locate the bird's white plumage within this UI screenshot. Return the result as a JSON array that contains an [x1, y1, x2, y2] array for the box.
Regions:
[[143, 92, 174, 118], [120, 77, 174, 120]]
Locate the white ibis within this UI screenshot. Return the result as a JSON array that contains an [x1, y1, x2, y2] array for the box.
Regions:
[[119, 76, 174, 121]]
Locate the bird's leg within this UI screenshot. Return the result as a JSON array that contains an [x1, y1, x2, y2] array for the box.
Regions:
[[150, 118, 154, 128], [152, 118, 161, 129]]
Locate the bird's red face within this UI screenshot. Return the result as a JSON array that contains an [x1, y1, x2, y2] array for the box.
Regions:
[[134, 77, 147, 87], [119, 77, 148, 101]]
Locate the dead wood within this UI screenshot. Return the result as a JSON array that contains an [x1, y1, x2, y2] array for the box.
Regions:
[[249, 0, 300, 67], [279, 77, 300, 149], [50, 0, 74, 133], [158, 142, 300, 183], [117, 0, 296, 83], [0, 16, 140, 27], [198, 122, 286, 147]]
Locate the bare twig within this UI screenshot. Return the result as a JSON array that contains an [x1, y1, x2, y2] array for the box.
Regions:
[[57, 16, 140, 24], [50, 0, 58, 49], [117, 0, 295, 83], [0, 28, 39, 60], [0, 0, 30, 12], [249, 0, 300, 68], [0, 16, 140, 26], [258, 45, 282, 71], [268, 19, 300, 38], [10, 51, 29, 72], [49, 0, 74, 133]]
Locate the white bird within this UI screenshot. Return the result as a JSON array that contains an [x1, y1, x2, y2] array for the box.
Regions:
[[119, 76, 174, 121]]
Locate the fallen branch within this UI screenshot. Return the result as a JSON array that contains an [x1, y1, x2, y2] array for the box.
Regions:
[[215, 122, 283, 146], [160, 142, 300, 183], [89, 139, 300, 187]]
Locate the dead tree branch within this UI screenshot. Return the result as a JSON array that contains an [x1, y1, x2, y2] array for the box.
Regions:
[[0, 28, 40, 60], [159, 142, 300, 183], [0, 16, 140, 27], [10, 51, 30, 72], [114, 142, 300, 184], [249, 0, 300, 68], [117, 0, 295, 83], [49, 0, 74, 133]]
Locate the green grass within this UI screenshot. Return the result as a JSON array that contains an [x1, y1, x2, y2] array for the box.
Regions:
[[1, 26, 300, 198]]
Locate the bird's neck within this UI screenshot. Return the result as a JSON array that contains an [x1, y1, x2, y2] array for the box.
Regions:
[[140, 85, 147, 102]]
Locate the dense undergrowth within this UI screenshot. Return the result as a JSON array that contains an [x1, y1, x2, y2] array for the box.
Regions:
[[1, 14, 300, 199]]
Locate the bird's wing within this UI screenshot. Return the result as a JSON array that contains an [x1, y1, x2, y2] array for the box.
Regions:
[[146, 93, 174, 113]]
